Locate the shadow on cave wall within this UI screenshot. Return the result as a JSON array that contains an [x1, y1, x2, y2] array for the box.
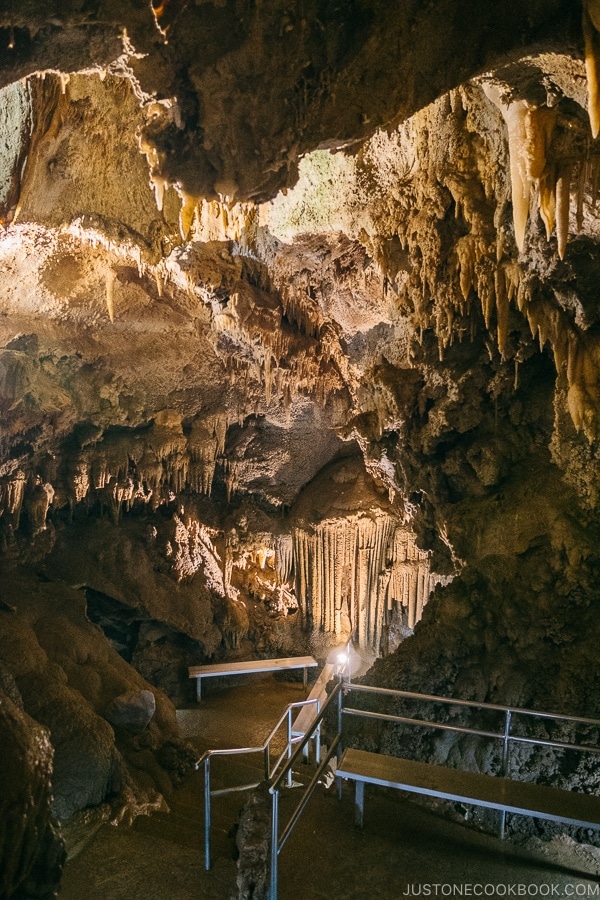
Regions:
[[83, 587, 203, 706]]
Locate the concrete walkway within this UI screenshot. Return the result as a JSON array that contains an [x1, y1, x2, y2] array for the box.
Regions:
[[60, 676, 600, 900]]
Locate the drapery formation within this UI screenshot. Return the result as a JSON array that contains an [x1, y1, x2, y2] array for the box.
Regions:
[[292, 514, 440, 652]]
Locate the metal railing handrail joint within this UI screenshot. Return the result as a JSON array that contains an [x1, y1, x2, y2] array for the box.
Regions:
[[269, 681, 343, 793]]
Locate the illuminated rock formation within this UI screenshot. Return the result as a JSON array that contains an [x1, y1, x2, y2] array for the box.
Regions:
[[291, 459, 442, 653]]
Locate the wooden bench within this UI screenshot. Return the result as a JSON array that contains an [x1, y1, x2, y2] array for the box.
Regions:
[[188, 656, 318, 701], [337, 747, 600, 832]]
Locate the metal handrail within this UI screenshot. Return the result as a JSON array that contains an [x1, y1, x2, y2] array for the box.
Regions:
[[342, 707, 600, 756], [341, 683, 600, 841], [199, 696, 321, 870], [268, 679, 344, 900], [344, 683, 600, 728], [195, 696, 320, 771], [198, 670, 600, 900]]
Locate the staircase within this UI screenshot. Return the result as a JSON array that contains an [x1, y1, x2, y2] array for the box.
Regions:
[[133, 738, 320, 898]]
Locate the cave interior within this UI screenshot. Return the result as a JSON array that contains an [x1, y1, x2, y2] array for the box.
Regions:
[[3, 0, 600, 895]]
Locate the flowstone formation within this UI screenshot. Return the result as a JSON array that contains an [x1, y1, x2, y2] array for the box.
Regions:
[[2, 0, 600, 888], [291, 458, 443, 654]]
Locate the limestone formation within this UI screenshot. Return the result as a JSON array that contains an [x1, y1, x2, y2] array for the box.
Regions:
[[290, 459, 444, 652], [104, 689, 156, 734], [0, 689, 65, 898]]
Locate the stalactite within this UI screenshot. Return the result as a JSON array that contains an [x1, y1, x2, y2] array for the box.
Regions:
[[484, 84, 558, 254], [494, 266, 509, 356], [224, 459, 241, 502], [139, 125, 168, 214], [178, 191, 198, 241], [213, 414, 228, 456], [0, 471, 27, 528], [105, 269, 115, 323], [70, 460, 90, 506], [538, 167, 557, 240], [188, 421, 219, 497], [324, 526, 332, 633], [292, 514, 442, 653], [312, 529, 322, 629], [274, 534, 294, 583], [506, 101, 532, 253], [584, 0, 600, 138], [263, 353, 273, 407], [555, 164, 573, 261]]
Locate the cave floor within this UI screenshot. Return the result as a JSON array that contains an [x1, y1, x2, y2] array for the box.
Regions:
[[60, 676, 600, 899]]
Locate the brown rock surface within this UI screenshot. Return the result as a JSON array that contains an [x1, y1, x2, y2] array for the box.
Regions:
[[0, 687, 64, 898]]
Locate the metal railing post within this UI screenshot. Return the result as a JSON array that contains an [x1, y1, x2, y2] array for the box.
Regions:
[[264, 742, 271, 780], [270, 788, 279, 900], [337, 677, 344, 799], [286, 707, 293, 787], [204, 756, 211, 870], [502, 708, 512, 776], [315, 699, 321, 766], [499, 708, 512, 839], [302, 702, 309, 763]]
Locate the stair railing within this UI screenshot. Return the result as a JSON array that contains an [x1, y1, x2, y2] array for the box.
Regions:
[[197, 696, 321, 870], [268, 678, 344, 900], [267, 680, 600, 899]]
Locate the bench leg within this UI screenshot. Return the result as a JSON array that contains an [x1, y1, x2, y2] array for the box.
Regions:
[[355, 781, 365, 829], [303, 666, 308, 693], [196, 677, 202, 702], [498, 808, 506, 840]]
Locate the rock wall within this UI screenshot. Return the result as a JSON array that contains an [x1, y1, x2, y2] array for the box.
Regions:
[[0, 576, 197, 843], [0, 686, 64, 898]]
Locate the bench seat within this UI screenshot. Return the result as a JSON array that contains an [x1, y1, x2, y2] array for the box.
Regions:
[[188, 656, 318, 700], [337, 747, 600, 831]]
